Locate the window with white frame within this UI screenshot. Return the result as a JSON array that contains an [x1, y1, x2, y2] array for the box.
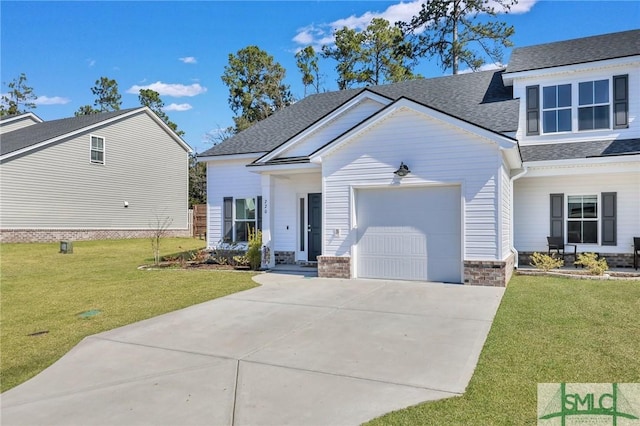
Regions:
[[567, 195, 598, 244], [526, 75, 628, 136], [90, 136, 105, 164], [542, 84, 572, 133], [578, 79, 609, 131], [234, 198, 256, 242]]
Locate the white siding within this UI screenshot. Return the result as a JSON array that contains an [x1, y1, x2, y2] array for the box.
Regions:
[[277, 99, 385, 158], [0, 111, 190, 230], [272, 173, 321, 253], [514, 169, 640, 254], [322, 107, 503, 261], [205, 158, 261, 247], [513, 62, 640, 144]]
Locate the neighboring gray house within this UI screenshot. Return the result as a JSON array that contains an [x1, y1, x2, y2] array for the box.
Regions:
[[199, 29, 639, 286], [0, 107, 192, 242]]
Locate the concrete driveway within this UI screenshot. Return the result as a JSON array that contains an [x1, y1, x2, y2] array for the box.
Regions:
[[1, 273, 504, 426]]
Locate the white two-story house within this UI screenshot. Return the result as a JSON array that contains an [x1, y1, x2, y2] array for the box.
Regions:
[[199, 29, 639, 286], [504, 31, 639, 269]]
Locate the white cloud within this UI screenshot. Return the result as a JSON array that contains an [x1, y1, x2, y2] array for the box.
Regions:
[[34, 95, 71, 105], [163, 103, 193, 112], [87, 58, 96, 67], [458, 62, 505, 74], [502, 0, 537, 14], [179, 56, 197, 64], [293, 0, 537, 47], [126, 81, 207, 97]]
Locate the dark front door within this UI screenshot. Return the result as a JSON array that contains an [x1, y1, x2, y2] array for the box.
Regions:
[[308, 193, 322, 261]]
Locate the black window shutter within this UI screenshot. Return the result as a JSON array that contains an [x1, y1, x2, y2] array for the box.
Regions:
[[223, 197, 233, 242], [550, 193, 564, 239], [257, 196, 263, 231], [613, 75, 628, 129], [601, 192, 617, 246], [526, 85, 540, 136]]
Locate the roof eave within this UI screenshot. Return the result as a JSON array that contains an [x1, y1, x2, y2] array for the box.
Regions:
[[503, 55, 640, 85]]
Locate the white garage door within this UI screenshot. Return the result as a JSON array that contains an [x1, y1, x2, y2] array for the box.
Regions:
[[356, 186, 461, 283]]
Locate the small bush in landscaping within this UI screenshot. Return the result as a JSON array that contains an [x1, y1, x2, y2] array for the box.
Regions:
[[576, 252, 609, 275], [188, 249, 209, 263], [530, 252, 564, 271], [233, 255, 249, 267], [246, 229, 262, 270]]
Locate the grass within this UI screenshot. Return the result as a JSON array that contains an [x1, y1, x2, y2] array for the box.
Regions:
[[0, 238, 258, 392], [368, 274, 640, 425]]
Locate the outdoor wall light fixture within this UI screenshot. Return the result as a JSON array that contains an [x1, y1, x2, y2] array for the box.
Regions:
[[394, 162, 411, 177]]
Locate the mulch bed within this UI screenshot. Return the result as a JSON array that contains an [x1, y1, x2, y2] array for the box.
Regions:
[[517, 269, 640, 280], [138, 262, 245, 271]]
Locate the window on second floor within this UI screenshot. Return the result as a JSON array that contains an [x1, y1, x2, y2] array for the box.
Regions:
[[526, 74, 628, 136], [578, 80, 610, 130], [542, 84, 572, 133], [90, 136, 105, 164]]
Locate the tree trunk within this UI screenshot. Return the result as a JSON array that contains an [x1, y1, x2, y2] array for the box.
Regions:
[[452, 0, 460, 75]]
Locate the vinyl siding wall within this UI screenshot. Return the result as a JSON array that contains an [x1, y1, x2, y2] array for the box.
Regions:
[[514, 169, 640, 254], [0, 111, 189, 230], [278, 99, 386, 158], [321, 107, 505, 261], [206, 158, 261, 247]]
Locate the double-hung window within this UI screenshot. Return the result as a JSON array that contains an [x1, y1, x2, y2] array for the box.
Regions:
[[542, 84, 571, 133], [567, 195, 598, 244], [526, 75, 628, 135], [223, 196, 262, 243], [235, 198, 256, 242], [578, 80, 609, 130], [90, 136, 105, 164]]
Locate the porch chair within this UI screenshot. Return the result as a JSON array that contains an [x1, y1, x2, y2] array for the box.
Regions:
[[547, 236, 577, 267], [634, 237, 640, 270]]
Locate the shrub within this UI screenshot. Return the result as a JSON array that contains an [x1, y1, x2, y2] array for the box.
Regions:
[[530, 252, 564, 271], [575, 252, 609, 276], [246, 229, 263, 271], [232, 255, 249, 267]]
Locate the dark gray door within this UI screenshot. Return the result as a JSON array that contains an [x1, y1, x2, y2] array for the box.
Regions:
[[308, 193, 322, 261]]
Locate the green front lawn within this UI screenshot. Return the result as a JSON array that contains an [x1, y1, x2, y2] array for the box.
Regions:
[[368, 274, 640, 425], [0, 238, 258, 392]]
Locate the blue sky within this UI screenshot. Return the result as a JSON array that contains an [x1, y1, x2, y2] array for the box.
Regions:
[[1, 1, 638, 154]]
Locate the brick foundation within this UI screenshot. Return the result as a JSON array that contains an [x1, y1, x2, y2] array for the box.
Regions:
[[318, 256, 351, 279], [518, 251, 634, 269], [464, 252, 515, 287], [274, 251, 296, 265], [0, 228, 190, 243]]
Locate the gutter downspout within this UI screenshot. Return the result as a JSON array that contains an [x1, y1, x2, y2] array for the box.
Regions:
[[510, 166, 528, 268]]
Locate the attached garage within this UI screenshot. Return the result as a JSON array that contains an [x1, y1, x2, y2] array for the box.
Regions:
[[355, 185, 462, 283]]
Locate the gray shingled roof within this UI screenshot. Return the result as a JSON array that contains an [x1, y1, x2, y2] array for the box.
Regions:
[[201, 89, 361, 156], [199, 69, 518, 157], [506, 29, 640, 74], [1, 108, 140, 156], [521, 138, 640, 162]]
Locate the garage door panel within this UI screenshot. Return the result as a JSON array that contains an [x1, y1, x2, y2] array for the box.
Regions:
[[356, 186, 461, 283]]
